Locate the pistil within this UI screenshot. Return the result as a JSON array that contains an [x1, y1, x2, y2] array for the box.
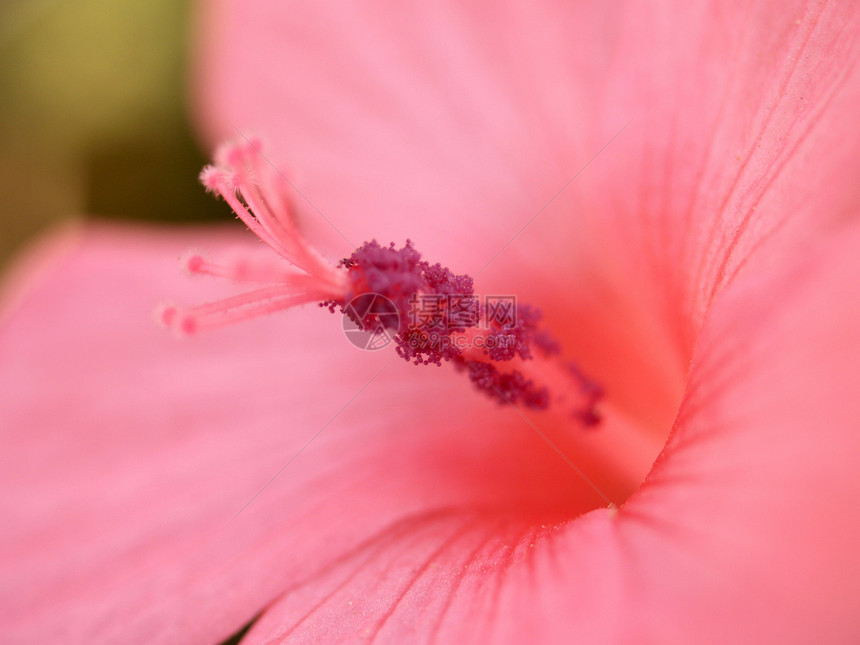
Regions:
[[163, 139, 604, 428]]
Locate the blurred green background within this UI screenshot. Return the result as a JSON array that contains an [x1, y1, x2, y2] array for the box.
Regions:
[[0, 0, 223, 271]]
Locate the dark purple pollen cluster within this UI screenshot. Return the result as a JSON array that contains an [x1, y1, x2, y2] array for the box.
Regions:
[[459, 360, 550, 409], [483, 304, 559, 362], [327, 240, 599, 417], [565, 362, 605, 426], [336, 240, 476, 366], [339, 240, 426, 334]]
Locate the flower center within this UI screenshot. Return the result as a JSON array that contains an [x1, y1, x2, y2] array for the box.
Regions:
[[162, 138, 666, 514], [328, 239, 605, 424]]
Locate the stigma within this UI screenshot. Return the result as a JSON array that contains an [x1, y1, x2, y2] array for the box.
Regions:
[[161, 138, 603, 425]]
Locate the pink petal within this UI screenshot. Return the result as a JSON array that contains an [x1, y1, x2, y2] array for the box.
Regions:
[[193, 0, 860, 428]]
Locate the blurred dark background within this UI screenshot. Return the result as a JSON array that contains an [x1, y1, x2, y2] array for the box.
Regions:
[[0, 0, 223, 271]]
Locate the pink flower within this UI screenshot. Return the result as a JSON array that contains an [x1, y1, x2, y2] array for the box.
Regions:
[[2, 1, 860, 643]]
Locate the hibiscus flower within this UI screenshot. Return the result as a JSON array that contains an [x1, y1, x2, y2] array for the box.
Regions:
[[2, 1, 860, 643]]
